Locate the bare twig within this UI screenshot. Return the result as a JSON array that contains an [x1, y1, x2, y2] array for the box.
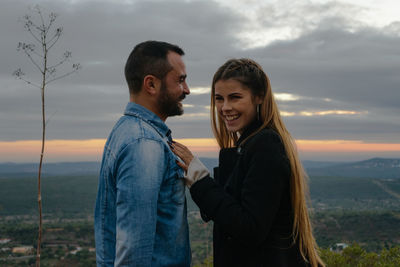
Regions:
[[23, 48, 44, 73], [26, 24, 42, 44], [47, 29, 62, 50], [46, 64, 81, 84], [47, 50, 70, 70], [13, 69, 41, 88], [13, 5, 80, 267]]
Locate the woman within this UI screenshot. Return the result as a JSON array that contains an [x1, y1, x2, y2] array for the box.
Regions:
[[170, 59, 324, 267]]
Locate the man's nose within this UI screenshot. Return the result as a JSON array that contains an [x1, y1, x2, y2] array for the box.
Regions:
[[183, 83, 190, 95]]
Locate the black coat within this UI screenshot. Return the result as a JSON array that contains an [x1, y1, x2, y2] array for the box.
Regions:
[[190, 122, 309, 267]]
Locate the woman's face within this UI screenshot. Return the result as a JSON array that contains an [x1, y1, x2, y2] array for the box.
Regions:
[[214, 79, 261, 134]]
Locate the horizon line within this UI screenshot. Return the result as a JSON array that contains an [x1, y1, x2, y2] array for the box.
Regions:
[[1, 138, 400, 163], [1, 156, 400, 165]]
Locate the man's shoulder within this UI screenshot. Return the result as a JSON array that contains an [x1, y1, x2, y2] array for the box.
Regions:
[[111, 115, 164, 142]]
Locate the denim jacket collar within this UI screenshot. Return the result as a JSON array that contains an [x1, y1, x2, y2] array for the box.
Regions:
[[124, 102, 171, 139]]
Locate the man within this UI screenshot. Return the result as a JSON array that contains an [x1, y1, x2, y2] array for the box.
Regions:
[[94, 41, 191, 266]]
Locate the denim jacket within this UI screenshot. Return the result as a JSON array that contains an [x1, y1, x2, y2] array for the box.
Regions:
[[94, 102, 191, 266]]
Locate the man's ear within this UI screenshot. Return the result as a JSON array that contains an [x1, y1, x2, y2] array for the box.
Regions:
[[143, 75, 161, 96]]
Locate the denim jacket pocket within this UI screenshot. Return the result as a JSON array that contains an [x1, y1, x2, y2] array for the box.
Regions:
[[159, 172, 185, 205], [172, 175, 185, 204]]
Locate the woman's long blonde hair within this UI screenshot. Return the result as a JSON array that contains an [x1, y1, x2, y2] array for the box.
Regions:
[[210, 58, 324, 267]]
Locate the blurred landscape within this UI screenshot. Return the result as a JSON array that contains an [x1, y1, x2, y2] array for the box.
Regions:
[[1, 157, 400, 266]]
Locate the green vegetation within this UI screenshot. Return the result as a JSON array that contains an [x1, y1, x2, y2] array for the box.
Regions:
[[310, 176, 391, 199], [0, 175, 98, 217], [309, 176, 400, 211], [1, 175, 400, 217], [312, 211, 400, 251], [193, 244, 400, 267], [320, 244, 400, 267], [1, 212, 400, 266], [0, 221, 95, 266], [1, 174, 400, 265], [188, 213, 213, 265]]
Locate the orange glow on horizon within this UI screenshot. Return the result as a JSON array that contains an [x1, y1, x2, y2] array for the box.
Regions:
[[174, 138, 219, 153], [0, 139, 106, 162], [0, 138, 399, 162], [177, 139, 400, 152]]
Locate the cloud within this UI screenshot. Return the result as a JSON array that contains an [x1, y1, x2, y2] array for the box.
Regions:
[[1, 0, 244, 140], [281, 110, 367, 117], [231, 0, 369, 48], [274, 93, 300, 101], [0, 0, 399, 157], [190, 87, 211, 95], [244, 22, 400, 143]]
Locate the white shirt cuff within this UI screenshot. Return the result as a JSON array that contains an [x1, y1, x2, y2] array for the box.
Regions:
[[185, 156, 209, 187]]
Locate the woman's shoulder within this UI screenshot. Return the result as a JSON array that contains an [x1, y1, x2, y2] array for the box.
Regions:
[[243, 127, 290, 173], [242, 127, 286, 156], [247, 127, 282, 146]]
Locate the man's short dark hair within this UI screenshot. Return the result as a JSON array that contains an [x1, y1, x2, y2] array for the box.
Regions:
[[125, 40, 185, 94]]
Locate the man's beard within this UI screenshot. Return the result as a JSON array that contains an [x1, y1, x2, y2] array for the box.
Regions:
[[158, 82, 185, 117]]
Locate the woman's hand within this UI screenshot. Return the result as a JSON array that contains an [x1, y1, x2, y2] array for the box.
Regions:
[[169, 141, 194, 172], [170, 141, 209, 187]]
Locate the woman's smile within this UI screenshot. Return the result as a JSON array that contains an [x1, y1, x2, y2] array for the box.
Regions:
[[215, 79, 261, 133], [224, 114, 240, 122]]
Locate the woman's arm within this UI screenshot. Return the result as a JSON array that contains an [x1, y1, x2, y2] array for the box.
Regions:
[[190, 130, 290, 247]]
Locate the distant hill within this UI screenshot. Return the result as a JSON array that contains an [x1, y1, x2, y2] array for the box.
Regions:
[[0, 162, 101, 177], [198, 157, 218, 174], [302, 160, 346, 169], [0, 159, 216, 178], [306, 158, 400, 179], [199, 158, 400, 179], [1, 157, 399, 179]]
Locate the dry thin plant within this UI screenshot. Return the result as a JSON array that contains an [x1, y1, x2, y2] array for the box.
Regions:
[[13, 5, 80, 267]]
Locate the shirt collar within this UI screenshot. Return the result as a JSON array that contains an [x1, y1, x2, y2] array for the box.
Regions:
[[236, 119, 262, 147], [124, 102, 171, 139]]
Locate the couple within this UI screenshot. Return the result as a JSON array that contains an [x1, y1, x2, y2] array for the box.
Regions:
[[94, 41, 324, 267]]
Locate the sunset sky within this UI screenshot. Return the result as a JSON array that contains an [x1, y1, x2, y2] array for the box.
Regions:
[[1, 0, 399, 162]]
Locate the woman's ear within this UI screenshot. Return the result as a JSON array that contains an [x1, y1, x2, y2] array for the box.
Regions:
[[255, 95, 263, 105], [143, 75, 161, 96]]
